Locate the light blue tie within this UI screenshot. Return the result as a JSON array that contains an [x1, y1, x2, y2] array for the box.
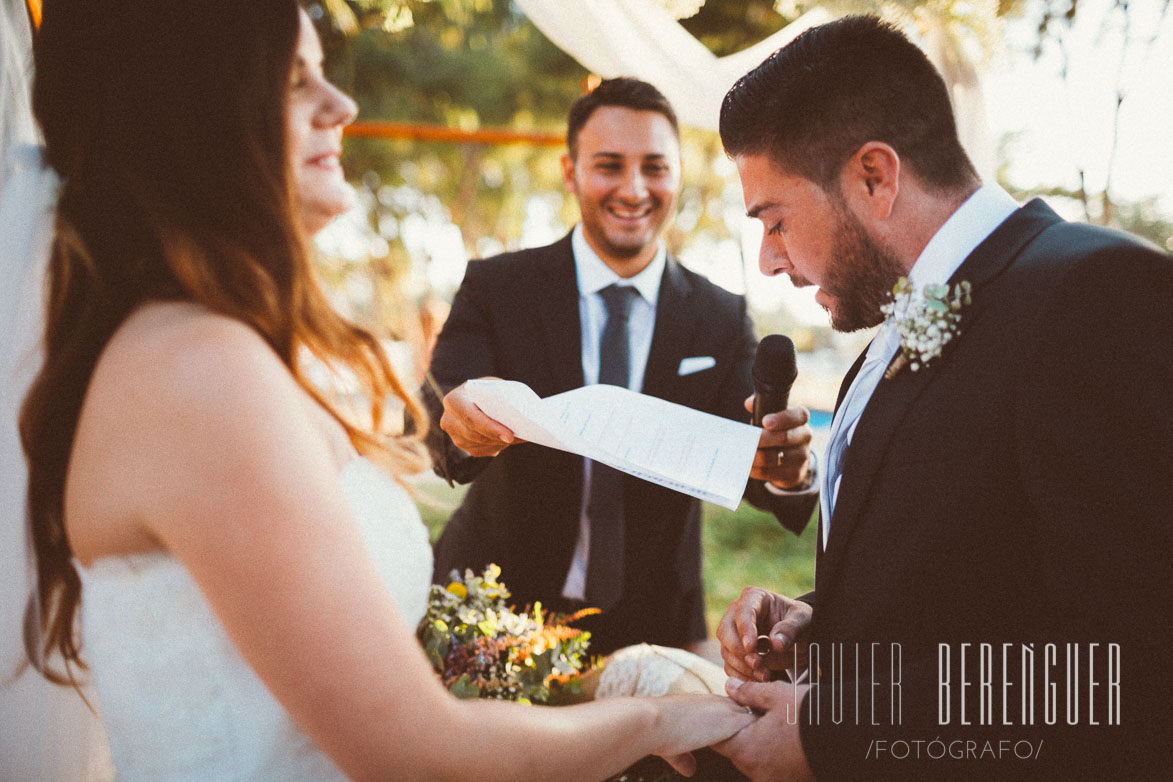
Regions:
[[820, 327, 899, 547]]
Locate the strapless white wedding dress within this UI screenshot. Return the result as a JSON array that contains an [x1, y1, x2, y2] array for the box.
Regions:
[[75, 458, 433, 781]]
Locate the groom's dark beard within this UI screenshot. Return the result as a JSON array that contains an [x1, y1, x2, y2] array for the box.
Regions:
[[818, 201, 905, 333]]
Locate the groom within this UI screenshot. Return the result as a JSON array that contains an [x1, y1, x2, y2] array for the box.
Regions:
[[712, 15, 1173, 782]]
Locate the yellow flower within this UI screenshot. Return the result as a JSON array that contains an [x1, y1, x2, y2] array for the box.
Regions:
[[446, 582, 468, 599]]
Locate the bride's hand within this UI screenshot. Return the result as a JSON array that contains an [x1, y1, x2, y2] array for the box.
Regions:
[[651, 694, 756, 776]]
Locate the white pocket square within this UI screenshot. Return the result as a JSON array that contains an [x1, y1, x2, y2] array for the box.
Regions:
[[677, 356, 716, 376]]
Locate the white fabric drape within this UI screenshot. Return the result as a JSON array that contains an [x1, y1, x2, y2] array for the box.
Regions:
[[0, 1, 110, 779], [513, 0, 831, 131], [512, 0, 994, 179], [0, 0, 36, 174]]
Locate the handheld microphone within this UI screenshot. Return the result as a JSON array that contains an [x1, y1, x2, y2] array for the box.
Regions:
[[752, 334, 797, 426]]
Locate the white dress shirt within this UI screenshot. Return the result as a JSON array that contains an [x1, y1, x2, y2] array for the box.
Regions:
[[561, 225, 667, 599], [819, 184, 1020, 550]]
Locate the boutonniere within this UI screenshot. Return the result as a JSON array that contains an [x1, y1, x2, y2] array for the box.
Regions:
[[880, 277, 972, 379]]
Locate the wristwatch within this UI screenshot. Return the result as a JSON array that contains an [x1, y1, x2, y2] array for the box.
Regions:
[[766, 451, 818, 494]]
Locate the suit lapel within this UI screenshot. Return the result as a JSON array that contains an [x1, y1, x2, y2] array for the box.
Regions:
[[819, 199, 1062, 582], [536, 233, 586, 393], [641, 256, 697, 403]]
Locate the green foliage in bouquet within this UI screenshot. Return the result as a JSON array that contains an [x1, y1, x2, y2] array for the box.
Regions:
[[416, 564, 597, 704]]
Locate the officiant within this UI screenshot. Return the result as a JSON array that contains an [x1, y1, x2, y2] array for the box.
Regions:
[[420, 78, 818, 656]]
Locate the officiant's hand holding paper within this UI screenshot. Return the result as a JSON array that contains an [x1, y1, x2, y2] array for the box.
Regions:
[[440, 377, 528, 457], [464, 379, 761, 510]]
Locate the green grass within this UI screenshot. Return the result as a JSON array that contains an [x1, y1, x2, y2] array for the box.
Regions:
[[413, 477, 818, 633], [414, 479, 463, 538], [701, 501, 817, 632]]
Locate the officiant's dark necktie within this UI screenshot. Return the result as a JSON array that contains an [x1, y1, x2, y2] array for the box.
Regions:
[[586, 284, 637, 611]]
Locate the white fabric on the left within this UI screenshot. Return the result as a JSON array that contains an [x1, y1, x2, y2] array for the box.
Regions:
[[0, 0, 36, 180], [0, 2, 111, 778]]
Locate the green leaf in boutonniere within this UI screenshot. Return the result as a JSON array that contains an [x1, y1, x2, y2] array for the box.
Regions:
[[880, 277, 972, 380]]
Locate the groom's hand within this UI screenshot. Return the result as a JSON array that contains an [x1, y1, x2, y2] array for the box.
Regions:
[[717, 587, 811, 682], [440, 378, 526, 457], [714, 678, 815, 782], [744, 396, 813, 490]]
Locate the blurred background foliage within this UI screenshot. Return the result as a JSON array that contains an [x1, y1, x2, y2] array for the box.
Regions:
[[310, 0, 823, 352], [307, 0, 1170, 364]]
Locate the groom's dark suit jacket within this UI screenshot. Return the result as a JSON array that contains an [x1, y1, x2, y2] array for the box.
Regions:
[[797, 199, 1173, 780], [423, 232, 816, 655]]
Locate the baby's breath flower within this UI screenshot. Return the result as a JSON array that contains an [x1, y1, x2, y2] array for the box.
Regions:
[[883, 277, 972, 379]]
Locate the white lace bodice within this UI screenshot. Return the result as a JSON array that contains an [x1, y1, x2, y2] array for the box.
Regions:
[[76, 458, 433, 781]]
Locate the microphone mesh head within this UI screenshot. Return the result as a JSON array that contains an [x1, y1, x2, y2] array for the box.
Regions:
[[752, 334, 797, 391]]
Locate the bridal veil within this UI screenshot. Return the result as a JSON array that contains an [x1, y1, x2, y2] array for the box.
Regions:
[[0, 0, 109, 777]]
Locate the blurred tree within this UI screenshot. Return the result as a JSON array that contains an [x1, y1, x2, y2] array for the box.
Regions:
[[306, 0, 1169, 360], [678, 0, 795, 54], [995, 0, 1172, 242], [308, 0, 585, 354]]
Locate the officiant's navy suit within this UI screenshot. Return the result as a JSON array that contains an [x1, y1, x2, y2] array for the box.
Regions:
[[798, 199, 1173, 780], [423, 232, 816, 655]]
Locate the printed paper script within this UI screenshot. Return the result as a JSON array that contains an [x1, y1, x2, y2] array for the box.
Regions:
[[465, 379, 760, 510]]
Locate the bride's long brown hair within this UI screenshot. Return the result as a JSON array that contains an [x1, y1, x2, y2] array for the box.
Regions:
[[21, 0, 428, 686]]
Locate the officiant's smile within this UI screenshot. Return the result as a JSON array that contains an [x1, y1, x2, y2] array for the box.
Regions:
[[561, 103, 681, 277]]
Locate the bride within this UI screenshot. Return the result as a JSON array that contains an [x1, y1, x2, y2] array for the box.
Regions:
[[12, 1, 754, 780]]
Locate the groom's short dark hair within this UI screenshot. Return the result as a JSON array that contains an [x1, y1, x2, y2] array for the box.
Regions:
[[719, 15, 979, 194], [566, 77, 679, 159]]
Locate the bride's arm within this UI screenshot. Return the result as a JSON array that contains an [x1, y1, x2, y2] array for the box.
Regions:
[[95, 313, 752, 782]]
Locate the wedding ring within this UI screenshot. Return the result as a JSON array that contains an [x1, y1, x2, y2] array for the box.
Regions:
[[755, 634, 773, 656]]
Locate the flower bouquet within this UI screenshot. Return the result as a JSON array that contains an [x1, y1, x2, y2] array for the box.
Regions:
[[416, 564, 597, 704], [416, 565, 748, 781]]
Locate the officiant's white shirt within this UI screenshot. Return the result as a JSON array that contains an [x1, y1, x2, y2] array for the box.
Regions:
[[820, 184, 1019, 550], [561, 224, 666, 600]]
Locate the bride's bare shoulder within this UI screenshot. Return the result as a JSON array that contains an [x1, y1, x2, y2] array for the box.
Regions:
[[94, 301, 293, 407], [76, 300, 312, 479], [69, 302, 311, 560], [107, 300, 276, 369]]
